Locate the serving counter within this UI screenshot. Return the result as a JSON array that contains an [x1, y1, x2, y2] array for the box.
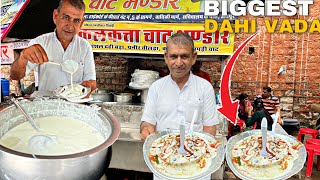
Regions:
[[102, 103, 228, 179]]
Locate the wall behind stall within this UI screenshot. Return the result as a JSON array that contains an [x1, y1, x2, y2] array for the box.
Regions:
[[201, 2, 320, 127]]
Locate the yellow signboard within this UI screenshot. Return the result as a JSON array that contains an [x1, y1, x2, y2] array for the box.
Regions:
[[84, 0, 201, 13], [79, 21, 234, 55]]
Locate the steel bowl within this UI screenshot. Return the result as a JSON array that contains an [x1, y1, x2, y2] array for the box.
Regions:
[[91, 92, 114, 102], [226, 130, 306, 180], [0, 98, 120, 180], [113, 93, 134, 103], [143, 129, 225, 180]]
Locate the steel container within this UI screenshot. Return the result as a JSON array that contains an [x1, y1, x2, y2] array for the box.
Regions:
[[113, 93, 134, 103], [143, 129, 225, 180], [226, 130, 306, 180], [0, 99, 120, 180], [91, 92, 114, 102]]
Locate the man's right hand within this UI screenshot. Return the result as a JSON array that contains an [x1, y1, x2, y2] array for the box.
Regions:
[[10, 44, 48, 80], [140, 121, 155, 141], [21, 44, 48, 64]]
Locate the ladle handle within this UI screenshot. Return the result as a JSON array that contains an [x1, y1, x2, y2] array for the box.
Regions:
[[47, 61, 61, 66], [11, 98, 40, 132]]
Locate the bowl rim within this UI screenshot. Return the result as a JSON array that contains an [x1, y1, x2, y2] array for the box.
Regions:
[[0, 102, 121, 159], [143, 130, 225, 180], [225, 130, 307, 180]]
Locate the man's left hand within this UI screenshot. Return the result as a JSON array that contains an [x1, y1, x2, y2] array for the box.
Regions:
[[203, 125, 216, 136], [81, 80, 97, 98]]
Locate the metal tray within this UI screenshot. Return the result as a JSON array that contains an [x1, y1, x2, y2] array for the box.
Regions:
[[143, 130, 225, 180], [226, 130, 306, 180], [53, 84, 90, 100]]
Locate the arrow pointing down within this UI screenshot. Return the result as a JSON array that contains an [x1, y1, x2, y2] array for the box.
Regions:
[[218, 32, 260, 125]]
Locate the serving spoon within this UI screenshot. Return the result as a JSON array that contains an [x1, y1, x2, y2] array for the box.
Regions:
[[11, 98, 57, 152], [47, 60, 79, 74], [260, 117, 269, 156], [189, 109, 198, 133], [178, 116, 187, 154]]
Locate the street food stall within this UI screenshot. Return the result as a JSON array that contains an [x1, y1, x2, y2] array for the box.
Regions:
[[78, 1, 235, 178], [1, 0, 232, 179]]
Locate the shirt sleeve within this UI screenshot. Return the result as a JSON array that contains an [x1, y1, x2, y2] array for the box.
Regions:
[[202, 84, 219, 126], [25, 39, 39, 76], [246, 111, 261, 127], [82, 40, 96, 81], [273, 96, 280, 107], [141, 83, 157, 125]]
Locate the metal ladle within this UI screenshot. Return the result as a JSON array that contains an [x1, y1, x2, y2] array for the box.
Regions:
[[11, 98, 57, 152], [47, 60, 79, 74]]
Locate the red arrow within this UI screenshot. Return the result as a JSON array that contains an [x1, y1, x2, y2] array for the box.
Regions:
[[218, 32, 260, 125]]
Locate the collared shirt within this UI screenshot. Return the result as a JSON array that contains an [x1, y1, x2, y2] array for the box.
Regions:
[[142, 73, 219, 132], [25, 31, 96, 91]]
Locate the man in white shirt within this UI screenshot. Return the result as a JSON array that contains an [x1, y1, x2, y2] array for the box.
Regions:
[[140, 32, 218, 180], [10, 0, 96, 92], [141, 32, 218, 140]]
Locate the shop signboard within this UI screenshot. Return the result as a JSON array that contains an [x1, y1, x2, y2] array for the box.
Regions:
[[1, 43, 14, 64], [80, 21, 234, 55], [85, 0, 201, 23], [81, 0, 235, 55], [1, 0, 30, 40]]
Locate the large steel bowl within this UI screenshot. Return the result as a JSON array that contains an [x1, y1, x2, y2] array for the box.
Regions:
[[143, 130, 225, 180], [0, 98, 120, 180], [226, 130, 306, 180]]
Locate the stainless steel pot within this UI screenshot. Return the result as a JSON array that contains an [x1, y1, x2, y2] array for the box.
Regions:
[[0, 99, 120, 180], [91, 92, 114, 102], [113, 93, 134, 103]]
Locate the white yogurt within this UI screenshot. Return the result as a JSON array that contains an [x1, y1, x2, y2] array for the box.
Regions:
[[0, 116, 105, 155]]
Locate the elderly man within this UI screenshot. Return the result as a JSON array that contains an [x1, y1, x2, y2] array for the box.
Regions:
[[140, 32, 218, 180], [10, 0, 96, 92]]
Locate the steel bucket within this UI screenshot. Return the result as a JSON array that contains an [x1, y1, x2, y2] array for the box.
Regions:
[[0, 99, 120, 180]]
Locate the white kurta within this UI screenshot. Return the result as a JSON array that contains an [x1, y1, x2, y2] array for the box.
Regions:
[[142, 73, 219, 131], [25, 31, 96, 91]]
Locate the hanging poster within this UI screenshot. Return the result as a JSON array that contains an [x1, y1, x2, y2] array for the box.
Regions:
[[1, 0, 30, 40], [81, 0, 235, 55], [80, 21, 234, 55]]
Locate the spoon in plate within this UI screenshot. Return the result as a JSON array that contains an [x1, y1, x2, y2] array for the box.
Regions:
[[260, 117, 269, 156], [178, 116, 187, 154]]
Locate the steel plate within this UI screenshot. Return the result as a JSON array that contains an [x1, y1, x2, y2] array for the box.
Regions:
[[226, 130, 306, 180], [143, 130, 225, 180]]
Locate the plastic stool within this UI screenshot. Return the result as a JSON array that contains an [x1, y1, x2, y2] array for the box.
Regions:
[[306, 138, 320, 146], [253, 122, 257, 129], [237, 119, 245, 132], [297, 128, 319, 142], [305, 144, 320, 177]]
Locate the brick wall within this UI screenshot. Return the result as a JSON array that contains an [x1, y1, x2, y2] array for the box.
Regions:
[[2, 1, 319, 126], [200, 1, 320, 127], [94, 54, 129, 92], [94, 54, 169, 92]]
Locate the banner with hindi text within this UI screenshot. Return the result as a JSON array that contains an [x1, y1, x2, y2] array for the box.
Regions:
[[84, 0, 204, 23], [79, 21, 234, 55]]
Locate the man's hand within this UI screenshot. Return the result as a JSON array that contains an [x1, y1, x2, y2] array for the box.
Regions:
[[203, 125, 216, 136], [81, 80, 96, 98], [140, 121, 155, 141], [20, 44, 48, 64], [81, 80, 97, 90], [10, 44, 48, 80]]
